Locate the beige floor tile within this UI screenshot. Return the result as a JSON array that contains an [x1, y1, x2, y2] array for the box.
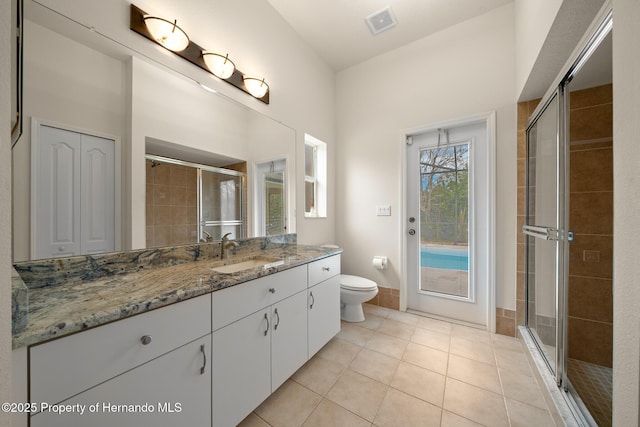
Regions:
[[350, 348, 400, 384], [491, 333, 524, 352], [499, 368, 548, 409], [377, 318, 416, 341], [451, 324, 492, 345], [443, 378, 509, 427], [326, 369, 388, 422], [317, 337, 362, 368], [411, 327, 451, 353], [494, 347, 533, 375], [449, 336, 496, 365], [365, 332, 408, 359], [238, 413, 270, 427], [390, 361, 446, 407], [302, 399, 371, 427], [363, 304, 390, 318], [440, 410, 484, 427], [255, 380, 322, 427], [373, 388, 441, 427], [416, 316, 453, 335], [386, 310, 420, 326], [357, 314, 385, 331], [292, 355, 345, 395], [505, 398, 556, 427], [447, 354, 502, 394], [402, 341, 449, 375], [337, 323, 375, 346]]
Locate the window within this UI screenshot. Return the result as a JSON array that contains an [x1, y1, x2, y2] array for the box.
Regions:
[[304, 134, 327, 218]]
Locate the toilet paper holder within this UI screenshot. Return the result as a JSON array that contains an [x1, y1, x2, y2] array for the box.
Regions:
[[372, 256, 388, 270]]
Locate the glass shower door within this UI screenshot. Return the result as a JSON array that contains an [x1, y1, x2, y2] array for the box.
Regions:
[[523, 89, 566, 384], [200, 170, 244, 240]]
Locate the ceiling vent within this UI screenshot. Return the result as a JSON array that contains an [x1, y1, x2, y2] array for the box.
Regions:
[[366, 6, 397, 35]]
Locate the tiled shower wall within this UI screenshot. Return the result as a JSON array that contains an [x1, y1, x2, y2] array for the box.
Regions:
[[512, 85, 613, 365], [494, 97, 541, 338], [567, 84, 613, 367], [145, 160, 198, 248]]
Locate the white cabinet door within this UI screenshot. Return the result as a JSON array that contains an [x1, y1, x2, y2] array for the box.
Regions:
[[271, 290, 308, 391], [34, 125, 81, 258], [80, 134, 115, 255], [212, 309, 271, 427], [30, 294, 211, 408], [308, 275, 341, 357], [33, 124, 115, 259], [30, 336, 211, 427]]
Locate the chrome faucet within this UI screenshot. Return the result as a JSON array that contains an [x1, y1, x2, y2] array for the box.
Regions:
[[220, 232, 239, 259], [200, 230, 213, 243]]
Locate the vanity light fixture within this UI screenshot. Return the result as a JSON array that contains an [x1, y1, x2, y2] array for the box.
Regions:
[[243, 77, 269, 99], [130, 4, 270, 104], [202, 53, 236, 79], [143, 16, 190, 52]]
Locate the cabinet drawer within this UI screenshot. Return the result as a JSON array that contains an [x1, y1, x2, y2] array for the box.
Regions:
[[30, 294, 211, 407], [308, 255, 341, 287], [212, 265, 306, 331]]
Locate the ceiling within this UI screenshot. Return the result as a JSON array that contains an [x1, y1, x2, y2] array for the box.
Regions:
[[266, 0, 513, 71]]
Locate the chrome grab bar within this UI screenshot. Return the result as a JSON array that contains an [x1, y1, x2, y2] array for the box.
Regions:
[[522, 225, 558, 241]]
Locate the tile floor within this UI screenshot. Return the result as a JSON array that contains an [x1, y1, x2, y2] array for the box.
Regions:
[[238, 304, 557, 427]]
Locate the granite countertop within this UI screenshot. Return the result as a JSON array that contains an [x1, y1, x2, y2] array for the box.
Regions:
[[12, 239, 341, 349]]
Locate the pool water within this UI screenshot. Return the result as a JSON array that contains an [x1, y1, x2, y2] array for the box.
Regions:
[[420, 246, 468, 271]]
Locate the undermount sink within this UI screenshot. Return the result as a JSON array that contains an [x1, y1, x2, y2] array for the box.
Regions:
[[211, 257, 284, 274]]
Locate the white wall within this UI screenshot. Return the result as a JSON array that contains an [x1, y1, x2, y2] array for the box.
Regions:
[[335, 4, 517, 310], [612, 0, 640, 423], [33, 0, 336, 246], [0, 0, 12, 425], [514, 0, 563, 97]]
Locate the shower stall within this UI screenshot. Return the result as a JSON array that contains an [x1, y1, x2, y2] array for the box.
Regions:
[[521, 6, 612, 427], [145, 155, 245, 247]]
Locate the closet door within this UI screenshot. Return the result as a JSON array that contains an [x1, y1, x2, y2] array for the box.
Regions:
[[34, 125, 82, 259], [33, 124, 115, 259], [80, 134, 115, 255]]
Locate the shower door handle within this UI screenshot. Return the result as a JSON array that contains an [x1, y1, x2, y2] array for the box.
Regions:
[[522, 225, 558, 241]]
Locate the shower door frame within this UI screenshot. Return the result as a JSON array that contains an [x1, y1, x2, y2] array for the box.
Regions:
[[523, 87, 568, 387], [522, 4, 612, 425]]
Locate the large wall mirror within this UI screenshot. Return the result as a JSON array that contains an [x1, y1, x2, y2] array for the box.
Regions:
[[12, 0, 297, 262]]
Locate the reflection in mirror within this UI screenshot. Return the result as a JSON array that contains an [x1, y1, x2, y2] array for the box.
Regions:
[[255, 159, 287, 236], [145, 155, 246, 249], [12, 1, 296, 262]]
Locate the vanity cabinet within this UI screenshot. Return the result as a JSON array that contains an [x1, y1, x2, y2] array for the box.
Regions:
[[30, 335, 211, 427], [28, 294, 211, 426], [307, 256, 341, 356], [19, 254, 341, 427], [211, 266, 309, 427]]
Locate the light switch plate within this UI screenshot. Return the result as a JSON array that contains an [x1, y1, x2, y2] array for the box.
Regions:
[[376, 205, 391, 216]]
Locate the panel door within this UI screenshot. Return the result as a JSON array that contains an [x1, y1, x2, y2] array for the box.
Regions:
[[34, 125, 82, 259], [80, 134, 115, 255], [33, 124, 115, 259], [212, 309, 271, 427], [271, 290, 308, 391], [308, 275, 341, 357]]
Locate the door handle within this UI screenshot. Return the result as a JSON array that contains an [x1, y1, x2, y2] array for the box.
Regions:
[[408, 229, 416, 235]]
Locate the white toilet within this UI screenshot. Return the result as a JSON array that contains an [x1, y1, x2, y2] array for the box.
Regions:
[[340, 274, 379, 322]]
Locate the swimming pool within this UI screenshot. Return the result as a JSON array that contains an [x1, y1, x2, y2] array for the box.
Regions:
[[420, 246, 468, 271]]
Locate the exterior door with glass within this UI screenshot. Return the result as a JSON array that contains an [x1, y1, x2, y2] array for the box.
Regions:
[[406, 120, 490, 326]]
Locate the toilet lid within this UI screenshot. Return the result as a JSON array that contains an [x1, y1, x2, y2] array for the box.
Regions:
[[340, 274, 378, 291]]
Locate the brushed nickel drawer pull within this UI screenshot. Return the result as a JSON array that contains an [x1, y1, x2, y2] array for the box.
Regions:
[[140, 335, 152, 345]]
